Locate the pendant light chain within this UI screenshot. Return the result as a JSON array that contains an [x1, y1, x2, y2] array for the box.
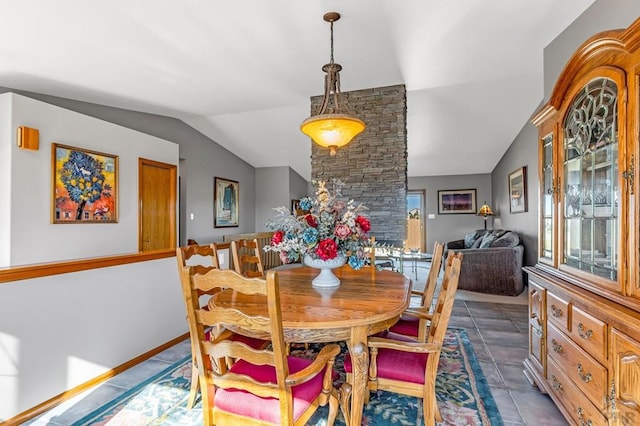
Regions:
[[300, 11, 366, 156]]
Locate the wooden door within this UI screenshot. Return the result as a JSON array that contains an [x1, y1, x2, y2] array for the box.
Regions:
[[138, 158, 177, 251]]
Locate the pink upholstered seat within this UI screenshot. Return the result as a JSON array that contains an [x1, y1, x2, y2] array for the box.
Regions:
[[344, 331, 429, 384], [388, 314, 420, 338], [215, 356, 326, 424]]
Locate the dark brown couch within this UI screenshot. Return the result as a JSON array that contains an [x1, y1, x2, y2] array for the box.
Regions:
[[445, 229, 524, 296]]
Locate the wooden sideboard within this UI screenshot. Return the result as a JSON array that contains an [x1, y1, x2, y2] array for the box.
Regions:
[[525, 17, 640, 426]]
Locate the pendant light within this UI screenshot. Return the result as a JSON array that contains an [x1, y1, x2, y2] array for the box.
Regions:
[[300, 12, 365, 156]]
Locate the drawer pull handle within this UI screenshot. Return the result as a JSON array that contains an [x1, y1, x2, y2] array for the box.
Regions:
[[551, 339, 563, 354], [530, 313, 542, 327], [551, 375, 563, 391], [551, 304, 563, 318], [577, 323, 593, 340], [576, 407, 593, 426], [577, 364, 593, 383]]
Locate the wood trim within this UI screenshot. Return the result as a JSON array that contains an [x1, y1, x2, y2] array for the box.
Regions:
[[4, 332, 189, 425], [0, 249, 175, 284]]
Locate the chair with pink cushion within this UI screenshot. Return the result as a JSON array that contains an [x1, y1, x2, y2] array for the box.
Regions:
[[176, 244, 268, 409], [181, 267, 341, 425], [388, 242, 445, 342], [344, 252, 463, 426]]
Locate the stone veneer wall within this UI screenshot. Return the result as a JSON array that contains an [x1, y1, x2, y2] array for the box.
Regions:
[[310, 84, 407, 244]]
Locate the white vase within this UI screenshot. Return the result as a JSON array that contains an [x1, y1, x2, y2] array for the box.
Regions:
[[303, 254, 347, 288]]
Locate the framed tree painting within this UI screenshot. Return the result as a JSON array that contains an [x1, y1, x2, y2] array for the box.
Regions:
[[509, 167, 527, 213], [214, 177, 239, 227], [437, 189, 477, 214], [52, 143, 118, 223]]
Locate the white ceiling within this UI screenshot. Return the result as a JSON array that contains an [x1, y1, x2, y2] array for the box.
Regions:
[[0, 0, 595, 180]]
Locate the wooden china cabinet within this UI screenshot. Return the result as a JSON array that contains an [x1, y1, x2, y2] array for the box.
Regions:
[[524, 18, 640, 426]]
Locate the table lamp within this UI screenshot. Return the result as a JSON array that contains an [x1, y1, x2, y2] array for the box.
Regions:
[[477, 202, 494, 230]]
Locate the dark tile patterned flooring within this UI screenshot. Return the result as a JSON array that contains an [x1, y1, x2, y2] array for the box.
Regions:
[[451, 299, 567, 425]]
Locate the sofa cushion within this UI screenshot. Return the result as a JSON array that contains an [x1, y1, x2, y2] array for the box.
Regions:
[[491, 231, 520, 248], [479, 233, 498, 248], [465, 230, 487, 248]]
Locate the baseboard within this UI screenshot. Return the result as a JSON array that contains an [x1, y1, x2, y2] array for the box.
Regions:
[[4, 332, 190, 426]]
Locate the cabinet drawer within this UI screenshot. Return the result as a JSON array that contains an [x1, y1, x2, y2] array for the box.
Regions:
[[547, 323, 607, 409], [547, 356, 607, 426], [547, 292, 570, 331], [571, 305, 607, 362]]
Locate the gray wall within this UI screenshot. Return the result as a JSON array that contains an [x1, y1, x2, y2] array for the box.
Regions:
[[491, 1, 640, 268], [0, 86, 257, 246], [491, 122, 538, 267], [543, 2, 640, 100], [409, 174, 492, 251]]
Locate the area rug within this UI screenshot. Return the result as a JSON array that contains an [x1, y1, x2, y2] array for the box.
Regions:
[[73, 328, 502, 425]]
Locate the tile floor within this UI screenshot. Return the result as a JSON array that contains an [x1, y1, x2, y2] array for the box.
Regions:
[[451, 299, 566, 425], [25, 263, 568, 425]]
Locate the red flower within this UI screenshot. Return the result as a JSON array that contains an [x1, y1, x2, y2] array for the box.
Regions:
[[305, 214, 318, 228], [355, 216, 371, 233], [271, 230, 284, 245], [315, 238, 338, 260]]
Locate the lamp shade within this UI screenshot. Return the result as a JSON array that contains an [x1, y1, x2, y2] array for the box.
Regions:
[[301, 113, 365, 155], [477, 202, 494, 217]]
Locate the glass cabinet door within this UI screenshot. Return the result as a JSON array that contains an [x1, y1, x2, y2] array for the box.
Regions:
[[562, 77, 618, 281], [541, 134, 554, 263]]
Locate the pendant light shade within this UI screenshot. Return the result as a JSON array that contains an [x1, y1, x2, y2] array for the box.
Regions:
[[301, 12, 365, 156], [300, 113, 365, 156]]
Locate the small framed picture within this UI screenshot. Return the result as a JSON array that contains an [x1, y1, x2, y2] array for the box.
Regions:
[[214, 177, 239, 227], [438, 189, 477, 214], [52, 143, 118, 223], [509, 167, 527, 213]]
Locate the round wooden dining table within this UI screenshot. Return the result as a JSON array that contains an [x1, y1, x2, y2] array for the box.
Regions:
[[209, 264, 412, 426]]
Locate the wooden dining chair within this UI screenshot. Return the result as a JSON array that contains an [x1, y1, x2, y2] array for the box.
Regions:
[[176, 245, 268, 409], [388, 241, 445, 341], [367, 236, 396, 271], [183, 267, 341, 425], [344, 252, 463, 426], [231, 238, 265, 278], [210, 241, 231, 269]]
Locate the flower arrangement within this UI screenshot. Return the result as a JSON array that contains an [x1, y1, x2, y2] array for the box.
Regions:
[[264, 180, 371, 270]]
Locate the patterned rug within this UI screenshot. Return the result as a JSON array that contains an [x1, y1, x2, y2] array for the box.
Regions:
[[73, 328, 502, 425]]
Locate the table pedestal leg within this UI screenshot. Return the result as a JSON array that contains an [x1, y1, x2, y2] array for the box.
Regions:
[[347, 326, 369, 426]]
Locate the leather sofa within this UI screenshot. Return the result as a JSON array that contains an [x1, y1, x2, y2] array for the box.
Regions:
[[444, 229, 524, 296]]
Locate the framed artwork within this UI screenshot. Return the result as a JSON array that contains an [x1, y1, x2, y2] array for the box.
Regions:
[[52, 143, 118, 223], [214, 177, 239, 227], [438, 189, 477, 214], [509, 166, 527, 213]]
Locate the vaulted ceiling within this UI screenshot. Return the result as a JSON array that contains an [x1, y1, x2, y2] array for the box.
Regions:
[[0, 1, 595, 179]]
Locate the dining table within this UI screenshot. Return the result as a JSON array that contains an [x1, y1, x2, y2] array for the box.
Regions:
[[209, 263, 412, 426]]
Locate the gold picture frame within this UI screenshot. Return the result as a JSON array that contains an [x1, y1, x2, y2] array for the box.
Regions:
[[52, 143, 118, 223]]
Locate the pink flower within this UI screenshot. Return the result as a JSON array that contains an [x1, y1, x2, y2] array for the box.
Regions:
[[355, 216, 371, 233], [271, 230, 284, 245], [279, 251, 291, 264], [334, 223, 352, 239], [333, 200, 346, 212], [315, 238, 338, 260], [305, 214, 318, 228]]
